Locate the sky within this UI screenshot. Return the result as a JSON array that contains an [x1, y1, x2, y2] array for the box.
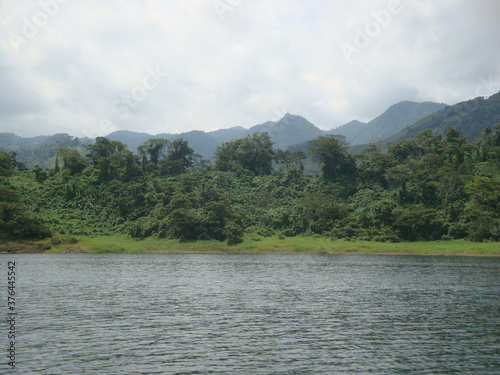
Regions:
[[0, 0, 499, 138]]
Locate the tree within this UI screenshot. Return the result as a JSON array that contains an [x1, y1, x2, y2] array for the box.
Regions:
[[463, 176, 500, 241], [442, 127, 467, 165], [394, 205, 446, 241], [354, 145, 395, 187], [309, 135, 355, 180], [160, 139, 197, 175], [414, 128, 441, 155], [0, 151, 14, 177], [56, 148, 87, 175], [86, 137, 132, 182], [0, 151, 24, 176], [274, 150, 306, 174], [110, 149, 142, 182], [436, 168, 463, 214], [387, 139, 420, 163], [214, 133, 275, 175], [0, 152, 52, 240], [87, 137, 126, 162], [138, 138, 169, 172]]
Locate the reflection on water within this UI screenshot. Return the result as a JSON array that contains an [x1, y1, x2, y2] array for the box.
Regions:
[[5, 254, 500, 374]]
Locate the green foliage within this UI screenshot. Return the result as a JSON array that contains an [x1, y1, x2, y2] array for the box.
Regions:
[[309, 135, 356, 180], [382, 91, 500, 148], [0, 176, 52, 241], [56, 147, 87, 174], [215, 133, 275, 175], [463, 176, 500, 241], [0, 134, 86, 169], [0, 152, 14, 177], [161, 139, 198, 175], [138, 138, 169, 170], [5, 126, 500, 245], [394, 205, 446, 241]]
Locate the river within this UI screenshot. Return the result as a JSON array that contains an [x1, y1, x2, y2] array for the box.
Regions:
[[2, 254, 499, 374]]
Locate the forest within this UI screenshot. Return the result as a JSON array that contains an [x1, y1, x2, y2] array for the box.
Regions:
[[1, 126, 499, 246]]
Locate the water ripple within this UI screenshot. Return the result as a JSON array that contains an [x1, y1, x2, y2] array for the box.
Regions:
[[4, 254, 499, 374]]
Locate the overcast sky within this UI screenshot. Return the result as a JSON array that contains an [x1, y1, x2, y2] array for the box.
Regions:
[[1, 0, 499, 138]]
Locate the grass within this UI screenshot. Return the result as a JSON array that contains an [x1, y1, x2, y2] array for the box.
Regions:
[[2, 234, 499, 256]]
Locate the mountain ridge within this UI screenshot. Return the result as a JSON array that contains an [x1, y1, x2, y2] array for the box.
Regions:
[[331, 101, 448, 145], [6, 95, 497, 169]]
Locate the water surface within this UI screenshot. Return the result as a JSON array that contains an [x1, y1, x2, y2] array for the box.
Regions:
[[2, 254, 499, 374]]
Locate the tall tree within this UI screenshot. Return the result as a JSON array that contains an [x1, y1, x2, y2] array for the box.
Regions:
[[160, 139, 197, 175], [0, 151, 14, 177], [214, 133, 275, 175], [274, 150, 306, 174], [138, 138, 169, 171], [87, 137, 126, 162], [309, 135, 355, 180], [354, 145, 395, 187], [86, 137, 132, 181], [56, 148, 87, 175]]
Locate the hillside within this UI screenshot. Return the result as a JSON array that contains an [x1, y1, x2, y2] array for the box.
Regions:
[[331, 101, 447, 145], [3, 122, 499, 245], [381, 92, 500, 148], [106, 130, 219, 159], [4, 96, 490, 168], [104, 103, 448, 159], [0, 133, 90, 169], [208, 126, 247, 144], [246, 114, 325, 149]]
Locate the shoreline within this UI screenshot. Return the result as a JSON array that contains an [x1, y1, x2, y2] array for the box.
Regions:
[[1, 235, 499, 256]]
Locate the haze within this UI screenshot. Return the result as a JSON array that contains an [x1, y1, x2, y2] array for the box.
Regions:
[[0, 0, 499, 138]]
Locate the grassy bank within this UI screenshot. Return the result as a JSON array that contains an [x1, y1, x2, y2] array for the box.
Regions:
[[1, 234, 499, 256]]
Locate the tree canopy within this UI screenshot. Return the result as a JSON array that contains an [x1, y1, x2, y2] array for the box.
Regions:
[[215, 132, 275, 175], [2, 125, 500, 245], [309, 135, 356, 180]]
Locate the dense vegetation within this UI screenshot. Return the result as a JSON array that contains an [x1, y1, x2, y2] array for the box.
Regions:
[[1, 125, 499, 246], [382, 91, 500, 148]]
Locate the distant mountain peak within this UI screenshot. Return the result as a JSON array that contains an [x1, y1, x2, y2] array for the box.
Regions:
[[281, 113, 303, 120], [333, 101, 447, 145]]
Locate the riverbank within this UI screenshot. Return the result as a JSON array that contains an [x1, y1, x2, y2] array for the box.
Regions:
[[1, 234, 499, 256]]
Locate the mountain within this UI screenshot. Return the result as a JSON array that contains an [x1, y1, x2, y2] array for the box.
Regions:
[[327, 120, 367, 144], [107, 114, 324, 158], [380, 92, 500, 148], [106, 130, 218, 158], [287, 93, 499, 157], [0, 133, 90, 169], [157, 130, 218, 158], [246, 114, 324, 149], [6, 95, 492, 169], [332, 101, 447, 145], [104, 130, 152, 153], [208, 126, 247, 144]]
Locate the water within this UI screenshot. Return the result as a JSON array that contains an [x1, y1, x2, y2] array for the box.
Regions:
[[1, 254, 499, 374]]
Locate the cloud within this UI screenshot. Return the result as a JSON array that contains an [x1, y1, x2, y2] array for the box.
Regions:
[[0, 0, 499, 137]]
